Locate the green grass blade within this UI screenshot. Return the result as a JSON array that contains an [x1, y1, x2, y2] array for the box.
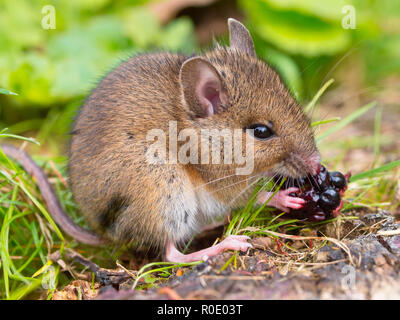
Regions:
[[0, 88, 18, 96], [219, 252, 237, 273], [350, 160, 400, 182], [0, 169, 65, 244], [304, 79, 335, 113], [316, 101, 376, 143], [0, 133, 40, 145], [132, 261, 202, 290], [7, 277, 44, 300], [246, 178, 286, 227], [311, 117, 341, 127]]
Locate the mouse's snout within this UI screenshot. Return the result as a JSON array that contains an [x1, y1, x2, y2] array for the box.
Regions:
[[305, 152, 322, 176], [276, 150, 321, 179]]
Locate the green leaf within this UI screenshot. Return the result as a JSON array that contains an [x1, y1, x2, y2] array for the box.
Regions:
[[121, 8, 161, 48], [160, 17, 196, 52], [240, 0, 351, 56], [260, 0, 350, 21], [7, 53, 55, 105], [260, 46, 303, 100]]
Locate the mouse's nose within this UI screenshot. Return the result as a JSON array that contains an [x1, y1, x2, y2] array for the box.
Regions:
[[306, 152, 321, 176]]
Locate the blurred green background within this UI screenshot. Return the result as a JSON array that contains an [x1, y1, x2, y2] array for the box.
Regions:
[[0, 0, 399, 152]]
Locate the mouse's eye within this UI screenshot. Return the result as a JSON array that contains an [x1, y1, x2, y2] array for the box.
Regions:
[[246, 123, 275, 140]]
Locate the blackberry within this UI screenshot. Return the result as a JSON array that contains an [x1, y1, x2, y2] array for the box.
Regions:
[[318, 188, 341, 212], [277, 165, 349, 221], [329, 171, 347, 190]]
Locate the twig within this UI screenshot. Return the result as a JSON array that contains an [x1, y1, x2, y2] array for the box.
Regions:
[[377, 229, 400, 236], [243, 229, 354, 266]]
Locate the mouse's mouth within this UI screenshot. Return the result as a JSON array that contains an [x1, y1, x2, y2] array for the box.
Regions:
[[272, 151, 322, 180], [270, 161, 309, 181], [265, 162, 319, 191], [260, 168, 308, 192]]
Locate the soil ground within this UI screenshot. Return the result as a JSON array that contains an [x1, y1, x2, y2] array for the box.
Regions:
[[49, 209, 400, 300]]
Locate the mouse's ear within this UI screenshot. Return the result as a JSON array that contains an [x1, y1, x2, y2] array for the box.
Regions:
[[228, 18, 256, 58], [179, 57, 228, 118]]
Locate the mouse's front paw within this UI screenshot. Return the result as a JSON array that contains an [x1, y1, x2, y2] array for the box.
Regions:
[[257, 188, 305, 212]]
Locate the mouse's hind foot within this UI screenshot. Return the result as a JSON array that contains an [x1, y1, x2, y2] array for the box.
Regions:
[[164, 235, 252, 263]]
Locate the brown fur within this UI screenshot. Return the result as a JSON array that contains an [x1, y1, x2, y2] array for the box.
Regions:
[[68, 20, 318, 252]]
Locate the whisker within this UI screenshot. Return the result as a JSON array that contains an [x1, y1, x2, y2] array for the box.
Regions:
[[307, 40, 367, 118], [321, 41, 364, 88], [227, 176, 261, 207], [259, 173, 279, 192], [307, 174, 320, 192], [211, 174, 259, 194], [245, 172, 280, 208], [240, 172, 279, 207], [300, 176, 305, 189], [194, 166, 239, 174], [194, 173, 238, 190], [267, 173, 282, 194]]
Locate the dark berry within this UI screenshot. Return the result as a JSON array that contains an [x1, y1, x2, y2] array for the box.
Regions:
[[313, 165, 330, 190], [318, 188, 341, 212], [310, 209, 326, 222], [329, 171, 347, 190], [301, 188, 320, 203], [274, 166, 348, 222]]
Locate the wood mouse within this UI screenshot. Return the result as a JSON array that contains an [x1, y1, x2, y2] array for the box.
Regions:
[[2, 19, 321, 263]]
